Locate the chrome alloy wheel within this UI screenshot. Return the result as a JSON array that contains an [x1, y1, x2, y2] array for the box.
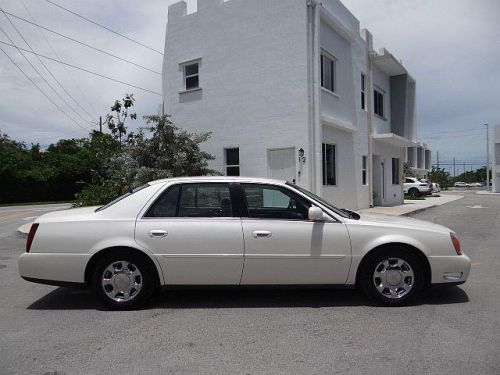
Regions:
[[373, 257, 415, 299], [101, 261, 143, 303]]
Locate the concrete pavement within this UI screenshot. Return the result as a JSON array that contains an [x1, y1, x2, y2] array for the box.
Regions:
[[359, 193, 463, 216], [0, 193, 499, 374]]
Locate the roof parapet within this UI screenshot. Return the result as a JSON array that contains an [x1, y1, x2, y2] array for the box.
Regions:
[[198, 0, 224, 12], [168, 1, 187, 23]]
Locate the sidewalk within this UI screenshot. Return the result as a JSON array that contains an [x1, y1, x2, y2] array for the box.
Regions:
[[358, 193, 464, 216]]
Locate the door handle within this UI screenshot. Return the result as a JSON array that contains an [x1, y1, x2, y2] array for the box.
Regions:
[[149, 230, 168, 238], [252, 230, 272, 238]]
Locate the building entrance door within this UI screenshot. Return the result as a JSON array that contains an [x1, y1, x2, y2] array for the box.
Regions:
[[268, 148, 296, 184]]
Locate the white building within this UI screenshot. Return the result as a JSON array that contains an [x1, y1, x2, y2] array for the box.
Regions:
[[493, 125, 500, 193], [162, 0, 423, 209], [406, 143, 432, 178]]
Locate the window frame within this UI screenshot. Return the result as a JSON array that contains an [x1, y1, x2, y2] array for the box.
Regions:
[[320, 50, 337, 94], [224, 148, 240, 177], [392, 158, 401, 185], [362, 155, 367, 186], [322, 143, 337, 186], [374, 88, 385, 118], [361, 73, 366, 110], [142, 182, 241, 219], [182, 61, 200, 91], [239, 183, 312, 222]]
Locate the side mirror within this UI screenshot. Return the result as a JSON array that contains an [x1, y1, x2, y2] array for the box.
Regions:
[[308, 206, 324, 221]]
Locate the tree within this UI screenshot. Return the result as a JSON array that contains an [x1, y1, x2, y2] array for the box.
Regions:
[[428, 166, 451, 190], [104, 94, 137, 143], [74, 114, 218, 207], [403, 162, 414, 177]]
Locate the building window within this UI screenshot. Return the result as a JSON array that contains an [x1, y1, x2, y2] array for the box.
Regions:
[[322, 143, 336, 186], [374, 89, 384, 117], [321, 53, 336, 93], [392, 158, 400, 185], [361, 73, 366, 110], [362, 155, 367, 185], [184, 62, 199, 90], [225, 148, 240, 176]]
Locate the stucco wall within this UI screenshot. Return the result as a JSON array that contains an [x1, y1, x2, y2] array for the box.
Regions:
[[163, 0, 310, 185]]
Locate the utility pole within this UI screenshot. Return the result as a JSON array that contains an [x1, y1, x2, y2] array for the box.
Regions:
[[484, 124, 490, 191], [436, 151, 440, 169], [99, 116, 102, 133], [453, 157, 456, 177]]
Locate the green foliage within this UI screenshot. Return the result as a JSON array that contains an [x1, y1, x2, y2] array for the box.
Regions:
[[1, 96, 216, 206], [105, 94, 137, 143], [73, 114, 218, 207], [403, 162, 414, 177], [428, 166, 451, 190], [451, 166, 491, 184]]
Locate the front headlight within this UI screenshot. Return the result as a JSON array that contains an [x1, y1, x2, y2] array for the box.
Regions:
[[450, 233, 462, 255]]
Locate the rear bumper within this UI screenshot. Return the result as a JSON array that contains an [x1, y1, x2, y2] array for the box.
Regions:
[[18, 252, 91, 284], [428, 253, 471, 284]]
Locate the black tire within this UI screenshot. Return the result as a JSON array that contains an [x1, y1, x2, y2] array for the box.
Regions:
[[92, 251, 157, 310], [359, 247, 425, 307], [408, 188, 420, 198]]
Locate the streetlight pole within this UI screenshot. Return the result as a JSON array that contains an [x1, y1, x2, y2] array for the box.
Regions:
[[484, 124, 490, 191]]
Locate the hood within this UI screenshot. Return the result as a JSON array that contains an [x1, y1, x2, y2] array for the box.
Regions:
[[351, 213, 452, 234], [36, 206, 101, 223]]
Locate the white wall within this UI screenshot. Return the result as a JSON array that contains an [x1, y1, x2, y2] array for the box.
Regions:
[[163, 0, 311, 186]]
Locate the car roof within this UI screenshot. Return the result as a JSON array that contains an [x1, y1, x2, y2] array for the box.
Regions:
[[148, 176, 287, 185]]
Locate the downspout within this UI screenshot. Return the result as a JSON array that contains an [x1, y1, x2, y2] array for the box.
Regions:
[[365, 31, 375, 207], [306, 0, 322, 195]]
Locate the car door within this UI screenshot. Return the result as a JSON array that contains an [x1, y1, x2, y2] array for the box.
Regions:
[[135, 182, 244, 285], [239, 183, 352, 285]]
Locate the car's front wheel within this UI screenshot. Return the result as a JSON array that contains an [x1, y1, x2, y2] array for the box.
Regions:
[[92, 251, 156, 310], [359, 248, 426, 306]]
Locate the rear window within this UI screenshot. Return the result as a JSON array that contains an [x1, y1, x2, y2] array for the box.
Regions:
[[95, 184, 150, 212]]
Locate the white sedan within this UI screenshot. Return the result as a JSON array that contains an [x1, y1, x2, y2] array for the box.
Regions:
[[19, 177, 471, 309]]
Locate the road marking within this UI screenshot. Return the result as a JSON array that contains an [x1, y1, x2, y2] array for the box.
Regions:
[[471, 262, 481, 267], [467, 205, 487, 209]]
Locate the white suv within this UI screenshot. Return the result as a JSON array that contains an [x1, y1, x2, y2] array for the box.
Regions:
[[404, 177, 431, 197]]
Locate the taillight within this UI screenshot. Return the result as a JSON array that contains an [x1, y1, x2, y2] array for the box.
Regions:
[[450, 233, 462, 255], [26, 223, 39, 253]]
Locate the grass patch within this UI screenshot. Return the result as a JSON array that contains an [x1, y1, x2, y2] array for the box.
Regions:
[[404, 195, 426, 200]]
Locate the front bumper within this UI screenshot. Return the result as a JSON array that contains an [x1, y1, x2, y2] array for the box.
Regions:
[[428, 253, 471, 284], [18, 252, 91, 285]]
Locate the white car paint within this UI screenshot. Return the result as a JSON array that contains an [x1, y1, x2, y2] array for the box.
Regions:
[[18, 177, 470, 299]]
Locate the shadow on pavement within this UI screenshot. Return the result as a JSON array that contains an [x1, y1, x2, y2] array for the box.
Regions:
[[27, 285, 469, 311]]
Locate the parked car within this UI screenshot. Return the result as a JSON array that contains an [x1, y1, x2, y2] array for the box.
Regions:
[[403, 177, 432, 197], [454, 182, 470, 188], [431, 182, 441, 193], [470, 182, 482, 187], [19, 177, 471, 309]]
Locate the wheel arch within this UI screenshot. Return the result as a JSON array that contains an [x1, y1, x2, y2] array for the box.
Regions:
[[84, 246, 163, 287], [355, 242, 432, 288]]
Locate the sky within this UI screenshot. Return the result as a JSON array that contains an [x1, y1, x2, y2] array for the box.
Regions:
[[0, 0, 498, 174]]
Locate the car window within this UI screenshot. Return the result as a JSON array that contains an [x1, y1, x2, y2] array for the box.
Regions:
[[145, 183, 233, 218], [405, 178, 414, 183], [96, 184, 150, 212], [144, 184, 180, 217], [242, 184, 311, 220]]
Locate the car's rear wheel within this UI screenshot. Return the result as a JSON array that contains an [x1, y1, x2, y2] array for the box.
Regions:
[[92, 251, 156, 310], [359, 248, 425, 306], [408, 188, 420, 198]]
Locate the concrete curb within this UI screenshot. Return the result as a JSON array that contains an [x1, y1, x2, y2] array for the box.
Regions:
[[402, 205, 437, 216]]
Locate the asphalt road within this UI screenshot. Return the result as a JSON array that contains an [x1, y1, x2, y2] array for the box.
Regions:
[[0, 195, 499, 375]]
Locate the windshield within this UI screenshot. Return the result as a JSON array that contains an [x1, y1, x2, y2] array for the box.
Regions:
[[286, 182, 349, 218], [95, 184, 150, 212]]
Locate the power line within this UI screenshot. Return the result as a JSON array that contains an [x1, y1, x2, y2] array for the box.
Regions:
[[0, 40, 161, 95], [0, 43, 90, 132], [4, 10, 161, 75], [19, 0, 99, 119], [0, 24, 90, 130], [1, 9, 94, 125], [44, 0, 163, 55]]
